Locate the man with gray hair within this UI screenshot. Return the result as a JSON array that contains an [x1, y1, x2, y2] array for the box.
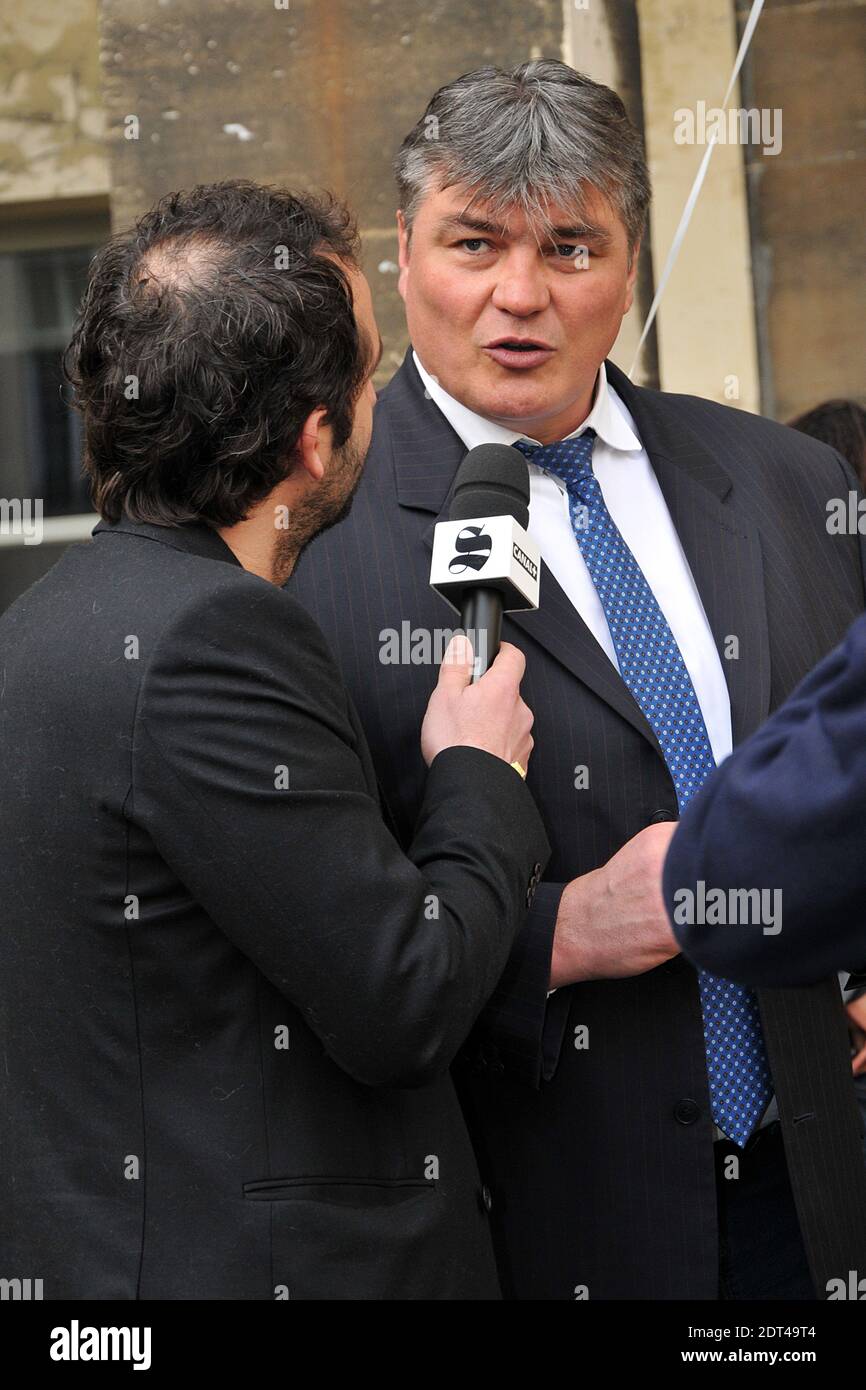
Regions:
[[292, 59, 866, 1300]]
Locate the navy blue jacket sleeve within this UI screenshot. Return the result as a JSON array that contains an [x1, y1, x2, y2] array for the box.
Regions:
[[663, 611, 866, 988]]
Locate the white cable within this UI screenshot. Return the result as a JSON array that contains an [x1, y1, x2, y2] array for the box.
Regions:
[[628, 0, 766, 379]]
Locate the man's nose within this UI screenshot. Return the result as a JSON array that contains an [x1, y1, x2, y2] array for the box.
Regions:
[[491, 252, 550, 317]]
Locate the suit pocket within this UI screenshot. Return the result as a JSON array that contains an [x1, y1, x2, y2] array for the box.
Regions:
[[243, 1175, 434, 1207], [243, 1175, 445, 1299]]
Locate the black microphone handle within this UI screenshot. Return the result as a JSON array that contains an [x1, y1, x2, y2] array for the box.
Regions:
[[459, 586, 504, 682]]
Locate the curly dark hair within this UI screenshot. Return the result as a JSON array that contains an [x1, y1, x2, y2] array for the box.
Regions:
[[64, 180, 370, 527], [788, 399, 866, 486]]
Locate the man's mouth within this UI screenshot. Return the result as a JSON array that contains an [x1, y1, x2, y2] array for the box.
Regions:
[[482, 339, 555, 370]]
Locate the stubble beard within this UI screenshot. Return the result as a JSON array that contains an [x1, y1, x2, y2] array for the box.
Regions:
[[272, 435, 367, 587]]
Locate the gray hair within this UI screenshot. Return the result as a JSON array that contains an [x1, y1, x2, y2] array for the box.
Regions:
[[395, 59, 650, 258]]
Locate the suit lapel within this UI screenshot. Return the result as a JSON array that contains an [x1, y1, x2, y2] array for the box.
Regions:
[[652, 456, 771, 749], [607, 362, 772, 748], [424, 499, 665, 756], [383, 355, 664, 754], [387, 350, 770, 761], [386, 355, 464, 514]]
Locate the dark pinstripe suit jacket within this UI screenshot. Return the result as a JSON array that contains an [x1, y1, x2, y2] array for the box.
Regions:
[[291, 350, 866, 1299]]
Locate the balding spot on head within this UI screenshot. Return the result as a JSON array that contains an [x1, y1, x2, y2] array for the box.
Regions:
[[130, 235, 228, 304]]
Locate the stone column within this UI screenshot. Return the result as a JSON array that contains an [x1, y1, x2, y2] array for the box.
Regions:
[[635, 0, 761, 411]]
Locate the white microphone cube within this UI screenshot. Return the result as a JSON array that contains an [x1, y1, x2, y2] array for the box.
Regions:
[[429, 514, 541, 614]]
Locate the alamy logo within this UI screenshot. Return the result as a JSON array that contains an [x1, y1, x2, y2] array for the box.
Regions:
[[671, 880, 782, 935], [0, 1276, 43, 1299], [673, 101, 782, 156], [826, 1270, 866, 1300], [378, 621, 488, 668], [50, 1320, 152, 1371], [0, 498, 43, 545], [449, 526, 491, 575]]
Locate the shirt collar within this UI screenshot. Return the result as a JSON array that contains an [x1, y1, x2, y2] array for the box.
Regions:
[[412, 349, 643, 458]]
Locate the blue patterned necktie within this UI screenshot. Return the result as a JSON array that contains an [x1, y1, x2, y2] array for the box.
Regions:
[[515, 431, 773, 1146]]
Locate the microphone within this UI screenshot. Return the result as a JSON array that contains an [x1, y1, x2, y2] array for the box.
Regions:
[[429, 443, 541, 680]]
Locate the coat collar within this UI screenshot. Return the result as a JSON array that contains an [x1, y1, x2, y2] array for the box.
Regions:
[[383, 348, 732, 512], [412, 352, 643, 456], [92, 516, 243, 568]]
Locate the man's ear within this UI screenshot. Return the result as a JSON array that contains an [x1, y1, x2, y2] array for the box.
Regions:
[[295, 408, 332, 483], [396, 210, 410, 302], [623, 236, 642, 316]]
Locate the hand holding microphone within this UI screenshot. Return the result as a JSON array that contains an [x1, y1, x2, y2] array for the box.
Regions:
[[421, 633, 535, 772]]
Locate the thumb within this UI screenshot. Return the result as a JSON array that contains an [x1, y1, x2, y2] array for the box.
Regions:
[[437, 632, 475, 691]]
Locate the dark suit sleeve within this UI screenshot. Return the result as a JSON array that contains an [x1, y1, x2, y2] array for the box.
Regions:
[[131, 576, 550, 1089], [663, 610, 866, 987], [464, 882, 570, 1088]]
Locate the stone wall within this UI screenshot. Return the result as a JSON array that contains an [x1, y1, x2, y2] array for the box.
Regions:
[[4, 0, 861, 416], [0, 1, 108, 204], [100, 0, 568, 384], [739, 0, 865, 421]]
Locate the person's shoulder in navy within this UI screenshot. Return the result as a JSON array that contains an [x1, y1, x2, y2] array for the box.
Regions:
[[663, 611, 866, 987]]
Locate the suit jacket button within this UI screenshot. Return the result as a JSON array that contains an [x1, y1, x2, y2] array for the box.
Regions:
[[480, 1185, 493, 1213], [526, 864, 542, 905], [651, 808, 677, 824], [674, 1098, 701, 1125]]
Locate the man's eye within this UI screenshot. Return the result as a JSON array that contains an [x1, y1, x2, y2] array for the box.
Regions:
[[459, 239, 491, 253], [553, 244, 587, 260]]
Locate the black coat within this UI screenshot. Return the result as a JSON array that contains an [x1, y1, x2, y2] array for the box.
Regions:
[[291, 350, 866, 1300], [0, 516, 549, 1299]]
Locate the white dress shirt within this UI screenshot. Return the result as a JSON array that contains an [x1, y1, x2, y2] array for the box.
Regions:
[[414, 353, 782, 1137], [414, 350, 733, 767]]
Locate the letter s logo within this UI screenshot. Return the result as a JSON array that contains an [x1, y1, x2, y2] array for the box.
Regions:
[[449, 526, 492, 575]]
